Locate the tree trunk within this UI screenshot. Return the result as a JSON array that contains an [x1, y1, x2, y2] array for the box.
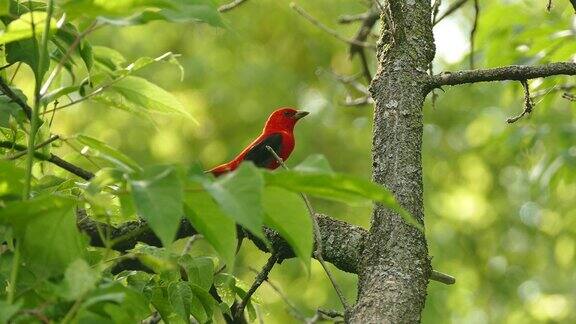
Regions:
[[350, 1, 436, 322]]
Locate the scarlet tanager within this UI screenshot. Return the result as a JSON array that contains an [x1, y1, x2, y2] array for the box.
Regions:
[[208, 108, 309, 176]]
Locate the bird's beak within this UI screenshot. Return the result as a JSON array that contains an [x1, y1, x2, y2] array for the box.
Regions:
[[293, 110, 309, 120]]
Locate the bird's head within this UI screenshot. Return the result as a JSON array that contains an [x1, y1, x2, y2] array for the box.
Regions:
[[264, 107, 309, 131]]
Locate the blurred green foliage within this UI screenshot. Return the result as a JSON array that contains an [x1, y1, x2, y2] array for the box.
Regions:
[[1, 0, 575, 322]]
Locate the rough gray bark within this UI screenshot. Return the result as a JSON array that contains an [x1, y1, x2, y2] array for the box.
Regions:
[[350, 1, 435, 322]]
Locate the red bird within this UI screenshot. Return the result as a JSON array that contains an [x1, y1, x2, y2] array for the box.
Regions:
[[208, 108, 309, 176]]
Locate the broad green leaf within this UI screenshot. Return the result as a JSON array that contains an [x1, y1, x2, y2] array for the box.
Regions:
[[40, 85, 80, 105], [294, 154, 334, 173], [130, 165, 184, 247], [81, 0, 224, 27], [0, 1, 9, 16], [0, 196, 87, 275], [110, 76, 192, 119], [80, 281, 150, 322], [0, 300, 22, 324], [184, 191, 236, 270], [0, 161, 26, 200], [190, 283, 218, 323], [262, 187, 312, 271], [0, 12, 57, 44], [92, 45, 126, 71], [86, 168, 125, 195], [62, 0, 175, 18], [0, 95, 25, 128], [204, 163, 265, 239], [128, 243, 179, 277], [58, 259, 100, 300], [264, 171, 423, 231], [76, 134, 141, 172], [168, 281, 193, 323], [178, 255, 215, 291], [214, 273, 236, 307]]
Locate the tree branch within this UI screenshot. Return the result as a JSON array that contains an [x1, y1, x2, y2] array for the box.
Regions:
[[218, 0, 249, 13], [233, 254, 279, 321], [0, 141, 95, 180], [434, 0, 469, 25], [429, 62, 576, 89]]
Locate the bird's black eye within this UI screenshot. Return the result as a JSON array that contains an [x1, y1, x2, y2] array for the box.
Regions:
[[284, 111, 292, 117]]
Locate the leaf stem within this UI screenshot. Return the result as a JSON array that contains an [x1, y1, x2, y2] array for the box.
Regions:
[[7, 245, 20, 304], [23, 0, 55, 199]]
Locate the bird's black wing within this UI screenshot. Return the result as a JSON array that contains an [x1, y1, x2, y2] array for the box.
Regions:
[[243, 133, 283, 168]]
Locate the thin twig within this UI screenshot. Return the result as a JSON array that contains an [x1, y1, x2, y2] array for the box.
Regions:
[[434, 0, 469, 25], [546, 0, 553, 11], [469, 0, 479, 69], [233, 253, 279, 321], [430, 270, 456, 285], [248, 266, 307, 321], [42, 52, 174, 115], [290, 3, 375, 49], [338, 12, 371, 24], [431, 0, 442, 25], [562, 92, 576, 101], [10, 62, 22, 84], [218, 0, 249, 12], [40, 21, 100, 97], [181, 234, 203, 256], [349, 6, 379, 83], [507, 80, 534, 123], [0, 62, 16, 71], [265, 145, 349, 312], [6, 135, 60, 160]]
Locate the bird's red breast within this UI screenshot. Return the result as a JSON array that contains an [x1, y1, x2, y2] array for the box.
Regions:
[[208, 108, 309, 176]]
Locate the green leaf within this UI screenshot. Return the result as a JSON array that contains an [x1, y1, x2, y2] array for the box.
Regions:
[[189, 283, 218, 323], [214, 273, 236, 307], [264, 170, 423, 231], [294, 154, 334, 173], [0, 11, 57, 44], [62, 0, 175, 18], [184, 190, 236, 269], [92, 46, 126, 71], [58, 259, 100, 300], [76, 134, 141, 172], [0, 161, 26, 201], [178, 255, 215, 291], [204, 163, 265, 239], [0, 95, 26, 128], [262, 187, 312, 271], [168, 281, 193, 323], [79, 0, 224, 27], [0, 300, 22, 324], [110, 76, 193, 119], [130, 166, 184, 247], [129, 243, 178, 274], [0, 196, 87, 275]]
